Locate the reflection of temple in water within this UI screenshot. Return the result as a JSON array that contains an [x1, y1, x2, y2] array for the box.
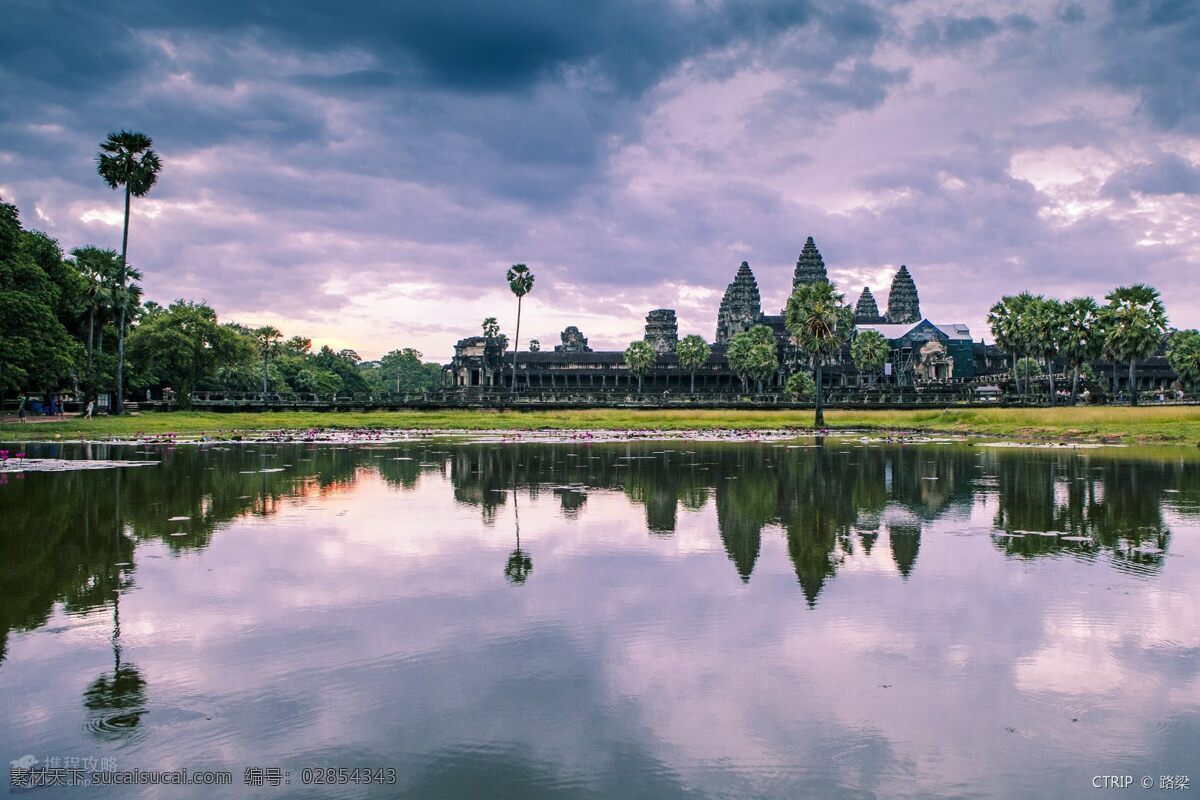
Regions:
[[2, 440, 1197, 673]]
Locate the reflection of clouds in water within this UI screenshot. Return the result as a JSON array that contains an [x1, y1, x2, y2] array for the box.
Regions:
[[2, 442, 1199, 798]]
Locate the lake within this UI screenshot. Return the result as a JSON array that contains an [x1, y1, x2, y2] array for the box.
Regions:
[[1, 437, 1197, 798]]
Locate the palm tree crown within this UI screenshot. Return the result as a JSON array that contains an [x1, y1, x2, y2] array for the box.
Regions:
[[97, 131, 162, 196]]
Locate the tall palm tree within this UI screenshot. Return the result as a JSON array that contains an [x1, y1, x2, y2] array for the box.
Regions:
[[1061, 297, 1102, 405], [989, 293, 1036, 398], [1027, 297, 1065, 406], [505, 264, 535, 393], [254, 326, 282, 395], [97, 130, 162, 414], [785, 280, 854, 427], [1102, 284, 1168, 406]]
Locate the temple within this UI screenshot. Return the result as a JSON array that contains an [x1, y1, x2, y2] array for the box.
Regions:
[[443, 237, 1006, 393]]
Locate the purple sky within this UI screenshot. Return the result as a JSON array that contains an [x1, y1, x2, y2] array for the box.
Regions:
[[2, 0, 1198, 361]]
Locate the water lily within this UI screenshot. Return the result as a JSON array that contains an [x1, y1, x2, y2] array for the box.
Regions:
[[0, 450, 8, 461]]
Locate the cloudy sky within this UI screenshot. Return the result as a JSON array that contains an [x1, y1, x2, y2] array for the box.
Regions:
[[2, 0, 1197, 361]]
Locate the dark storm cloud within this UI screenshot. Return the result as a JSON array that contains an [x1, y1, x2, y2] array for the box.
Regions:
[[1103, 152, 1200, 197], [2, 0, 1197, 355], [1099, 0, 1200, 131]]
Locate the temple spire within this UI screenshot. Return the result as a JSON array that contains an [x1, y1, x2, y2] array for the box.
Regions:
[[885, 265, 921, 324], [715, 261, 762, 344], [792, 237, 828, 288], [854, 287, 883, 324]]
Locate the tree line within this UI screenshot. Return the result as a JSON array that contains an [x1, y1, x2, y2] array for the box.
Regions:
[[1, 131, 441, 411], [988, 286, 1200, 406]]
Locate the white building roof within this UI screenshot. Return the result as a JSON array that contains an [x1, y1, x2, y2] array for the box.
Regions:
[[857, 320, 973, 341]]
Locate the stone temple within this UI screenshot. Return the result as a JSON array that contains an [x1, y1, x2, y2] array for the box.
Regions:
[[444, 237, 1001, 391]]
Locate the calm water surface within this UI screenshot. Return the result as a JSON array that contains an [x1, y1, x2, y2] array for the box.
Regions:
[[1, 438, 1198, 798]]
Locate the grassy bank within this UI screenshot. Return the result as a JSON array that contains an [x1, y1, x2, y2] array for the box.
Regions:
[[3, 406, 1200, 444]]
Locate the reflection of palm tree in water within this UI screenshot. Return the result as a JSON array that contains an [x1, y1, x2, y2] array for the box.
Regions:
[[504, 475, 532, 585], [84, 469, 146, 740]]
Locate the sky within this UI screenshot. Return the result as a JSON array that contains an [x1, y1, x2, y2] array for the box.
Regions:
[[1, 0, 1198, 362]]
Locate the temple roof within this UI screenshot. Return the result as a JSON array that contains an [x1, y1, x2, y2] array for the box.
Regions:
[[856, 320, 972, 341], [886, 264, 921, 324]]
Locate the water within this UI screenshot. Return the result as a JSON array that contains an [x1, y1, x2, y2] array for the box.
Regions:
[[1, 438, 1197, 798]]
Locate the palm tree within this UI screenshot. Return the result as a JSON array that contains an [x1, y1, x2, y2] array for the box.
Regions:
[[1027, 297, 1066, 406], [727, 325, 777, 393], [1061, 297, 1102, 405], [97, 130, 162, 414], [505, 265, 535, 392], [71, 247, 119, 380], [529, 339, 540, 353], [989, 293, 1036, 398], [254, 326, 282, 395], [1102, 284, 1168, 405], [785, 280, 854, 427], [675, 334, 711, 393], [481, 317, 500, 386], [623, 340, 656, 392], [1167, 330, 1200, 390], [850, 329, 889, 387], [482, 317, 500, 338]]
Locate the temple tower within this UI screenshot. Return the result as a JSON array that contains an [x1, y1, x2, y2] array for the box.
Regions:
[[715, 261, 762, 345], [886, 265, 921, 324], [854, 287, 884, 324], [554, 325, 592, 352], [792, 237, 828, 289], [644, 309, 679, 354]]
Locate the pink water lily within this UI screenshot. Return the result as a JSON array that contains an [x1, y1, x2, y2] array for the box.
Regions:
[[0, 450, 8, 461]]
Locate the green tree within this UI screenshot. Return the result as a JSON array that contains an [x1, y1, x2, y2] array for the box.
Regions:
[[378, 348, 441, 393], [254, 326, 283, 394], [1101, 284, 1168, 406], [505, 264, 535, 392], [96, 130, 162, 414], [71, 247, 120, 384], [528, 339, 540, 353], [623, 340, 656, 392], [0, 201, 80, 395], [1061, 297, 1102, 405], [850, 329, 888, 387], [1027, 296, 1066, 405], [785, 280, 854, 426], [784, 371, 816, 400], [124, 300, 251, 404], [675, 334, 711, 393], [727, 325, 777, 393], [1166, 330, 1200, 390], [989, 292, 1036, 397], [482, 317, 500, 338]]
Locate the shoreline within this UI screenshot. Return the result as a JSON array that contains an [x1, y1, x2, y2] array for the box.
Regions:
[[2, 407, 1199, 447]]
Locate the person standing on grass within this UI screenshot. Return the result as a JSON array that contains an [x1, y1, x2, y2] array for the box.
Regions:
[[17, 394, 27, 422], [85, 400, 95, 419]]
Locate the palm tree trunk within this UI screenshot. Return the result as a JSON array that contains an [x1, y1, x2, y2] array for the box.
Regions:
[[114, 183, 131, 415], [814, 362, 825, 427], [510, 296, 522, 394], [1046, 358, 1056, 407], [1011, 353, 1019, 396], [637, 374, 643, 392], [1070, 366, 1080, 406], [1128, 358, 1137, 406], [87, 307, 95, 372], [262, 347, 269, 395], [690, 371, 695, 393]]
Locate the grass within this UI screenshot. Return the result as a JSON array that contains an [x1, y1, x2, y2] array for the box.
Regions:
[[3, 406, 1200, 445]]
